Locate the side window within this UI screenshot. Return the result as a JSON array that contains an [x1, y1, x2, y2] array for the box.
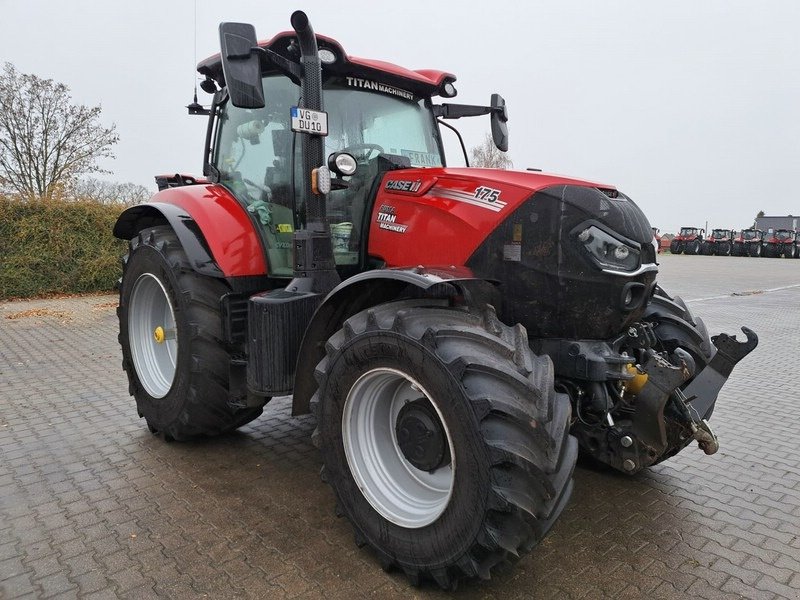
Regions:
[[213, 76, 300, 277]]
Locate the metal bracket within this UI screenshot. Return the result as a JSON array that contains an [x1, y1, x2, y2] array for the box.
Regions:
[[682, 327, 758, 417]]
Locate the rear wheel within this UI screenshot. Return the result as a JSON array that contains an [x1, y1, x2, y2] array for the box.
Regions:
[[750, 243, 762, 257], [311, 301, 576, 589], [720, 242, 731, 256], [688, 240, 701, 255], [118, 226, 263, 440], [669, 240, 682, 254]]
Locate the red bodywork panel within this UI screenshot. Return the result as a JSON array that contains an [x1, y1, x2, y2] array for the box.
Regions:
[[198, 32, 453, 96], [154, 184, 267, 277], [368, 168, 610, 267]]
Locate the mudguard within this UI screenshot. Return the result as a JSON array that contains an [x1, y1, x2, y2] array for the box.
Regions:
[[291, 267, 494, 415], [113, 185, 267, 277]]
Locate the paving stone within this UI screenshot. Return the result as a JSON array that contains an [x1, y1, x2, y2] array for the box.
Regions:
[[0, 261, 799, 598]]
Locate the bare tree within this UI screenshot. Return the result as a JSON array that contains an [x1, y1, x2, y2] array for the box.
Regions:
[[69, 178, 151, 206], [0, 63, 119, 199], [469, 133, 512, 169]]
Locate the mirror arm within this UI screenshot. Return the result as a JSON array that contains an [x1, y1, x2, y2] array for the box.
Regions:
[[256, 47, 303, 86], [434, 103, 493, 119], [437, 119, 470, 167]]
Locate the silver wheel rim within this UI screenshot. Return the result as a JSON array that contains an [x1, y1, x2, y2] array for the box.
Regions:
[[342, 368, 455, 528], [128, 273, 178, 399]]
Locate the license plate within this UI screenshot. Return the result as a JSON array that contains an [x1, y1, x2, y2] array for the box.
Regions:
[[290, 107, 328, 136]]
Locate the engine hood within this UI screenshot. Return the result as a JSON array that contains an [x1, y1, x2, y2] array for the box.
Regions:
[[435, 167, 615, 195]]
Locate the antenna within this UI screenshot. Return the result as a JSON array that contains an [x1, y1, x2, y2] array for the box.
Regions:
[[193, 0, 197, 92], [186, 0, 209, 115]]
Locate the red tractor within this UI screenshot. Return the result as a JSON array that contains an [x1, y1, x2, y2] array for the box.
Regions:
[[701, 228, 736, 256], [112, 12, 756, 588], [652, 227, 662, 254], [762, 229, 799, 258], [669, 226, 705, 255], [731, 228, 764, 257]]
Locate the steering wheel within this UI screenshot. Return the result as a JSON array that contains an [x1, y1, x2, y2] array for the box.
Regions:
[[340, 143, 384, 162], [243, 177, 271, 196]]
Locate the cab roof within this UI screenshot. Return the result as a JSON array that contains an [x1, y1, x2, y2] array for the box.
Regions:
[[197, 31, 455, 98]]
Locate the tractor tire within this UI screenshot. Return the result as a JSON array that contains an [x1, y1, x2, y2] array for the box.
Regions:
[[118, 226, 263, 441], [720, 242, 731, 256], [311, 300, 576, 589], [670, 240, 682, 254], [687, 240, 701, 255], [700, 242, 712, 256], [750, 243, 762, 258], [645, 286, 714, 375]]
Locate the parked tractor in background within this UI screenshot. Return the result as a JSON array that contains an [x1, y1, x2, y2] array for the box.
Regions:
[[701, 229, 736, 256], [762, 229, 799, 258], [731, 228, 764, 257], [652, 227, 662, 254], [670, 226, 705, 254], [111, 11, 757, 588]]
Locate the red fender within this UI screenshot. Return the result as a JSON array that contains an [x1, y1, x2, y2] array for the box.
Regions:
[[115, 184, 267, 277]]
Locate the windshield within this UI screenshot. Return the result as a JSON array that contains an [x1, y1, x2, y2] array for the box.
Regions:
[[324, 82, 443, 167], [742, 230, 757, 240], [213, 75, 443, 277], [712, 230, 729, 239], [680, 228, 698, 236], [776, 230, 794, 240]]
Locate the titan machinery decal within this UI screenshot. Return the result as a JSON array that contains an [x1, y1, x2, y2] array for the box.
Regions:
[[346, 77, 415, 100], [376, 204, 408, 233], [431, 186, 507, 212], [385, 179, 422, 194]]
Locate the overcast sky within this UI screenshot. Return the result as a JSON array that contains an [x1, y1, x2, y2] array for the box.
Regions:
[[1, 0, 797, 233]]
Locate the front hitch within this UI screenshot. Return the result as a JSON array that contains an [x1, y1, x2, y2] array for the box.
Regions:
[[612, 327, 757, 474], [681, 327, 758, 418]]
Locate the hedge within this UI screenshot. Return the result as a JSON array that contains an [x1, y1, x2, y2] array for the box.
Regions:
[[0, 196, 126, 300]]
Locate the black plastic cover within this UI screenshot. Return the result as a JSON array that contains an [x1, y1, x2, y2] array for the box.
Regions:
[[467, 185, 656, 340]]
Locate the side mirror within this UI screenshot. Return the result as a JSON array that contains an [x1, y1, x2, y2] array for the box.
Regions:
[[490, 93, 509, 152], [219, 22, 265, 109]]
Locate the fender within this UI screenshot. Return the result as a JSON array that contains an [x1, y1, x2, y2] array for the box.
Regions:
[[291, 267, 496, 415], [113, 184, 267, 277]]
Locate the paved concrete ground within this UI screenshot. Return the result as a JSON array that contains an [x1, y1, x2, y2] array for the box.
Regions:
[[1, 254, 799, 599]]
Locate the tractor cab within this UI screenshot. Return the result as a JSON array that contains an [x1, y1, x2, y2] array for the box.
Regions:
[[196, 28, 506, 280], [208, 72, 443, 276], [679, 227, 701, 238]]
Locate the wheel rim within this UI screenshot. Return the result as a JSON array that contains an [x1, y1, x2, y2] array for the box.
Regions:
[[128, 273, 178, 399], [342, 368, 455, 528]]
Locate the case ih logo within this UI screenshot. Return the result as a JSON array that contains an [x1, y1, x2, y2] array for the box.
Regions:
[[385, 179, 422, 193]]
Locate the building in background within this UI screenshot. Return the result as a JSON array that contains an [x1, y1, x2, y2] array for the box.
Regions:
[[755, 215, 798, 232]]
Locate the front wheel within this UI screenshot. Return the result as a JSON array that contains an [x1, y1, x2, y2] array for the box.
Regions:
[[311, 301, 576, 588], [118, 226, 263, 440]]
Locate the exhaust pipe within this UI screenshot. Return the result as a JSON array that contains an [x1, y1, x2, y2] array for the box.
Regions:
[[288, 11, 339, 292]]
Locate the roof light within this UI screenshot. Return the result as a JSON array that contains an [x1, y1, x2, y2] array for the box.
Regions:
[[441, 82, 457, 98], [319, 48, 336, 64]]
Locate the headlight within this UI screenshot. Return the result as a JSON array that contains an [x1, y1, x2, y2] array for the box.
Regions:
[[577, 225, 641, 272]]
